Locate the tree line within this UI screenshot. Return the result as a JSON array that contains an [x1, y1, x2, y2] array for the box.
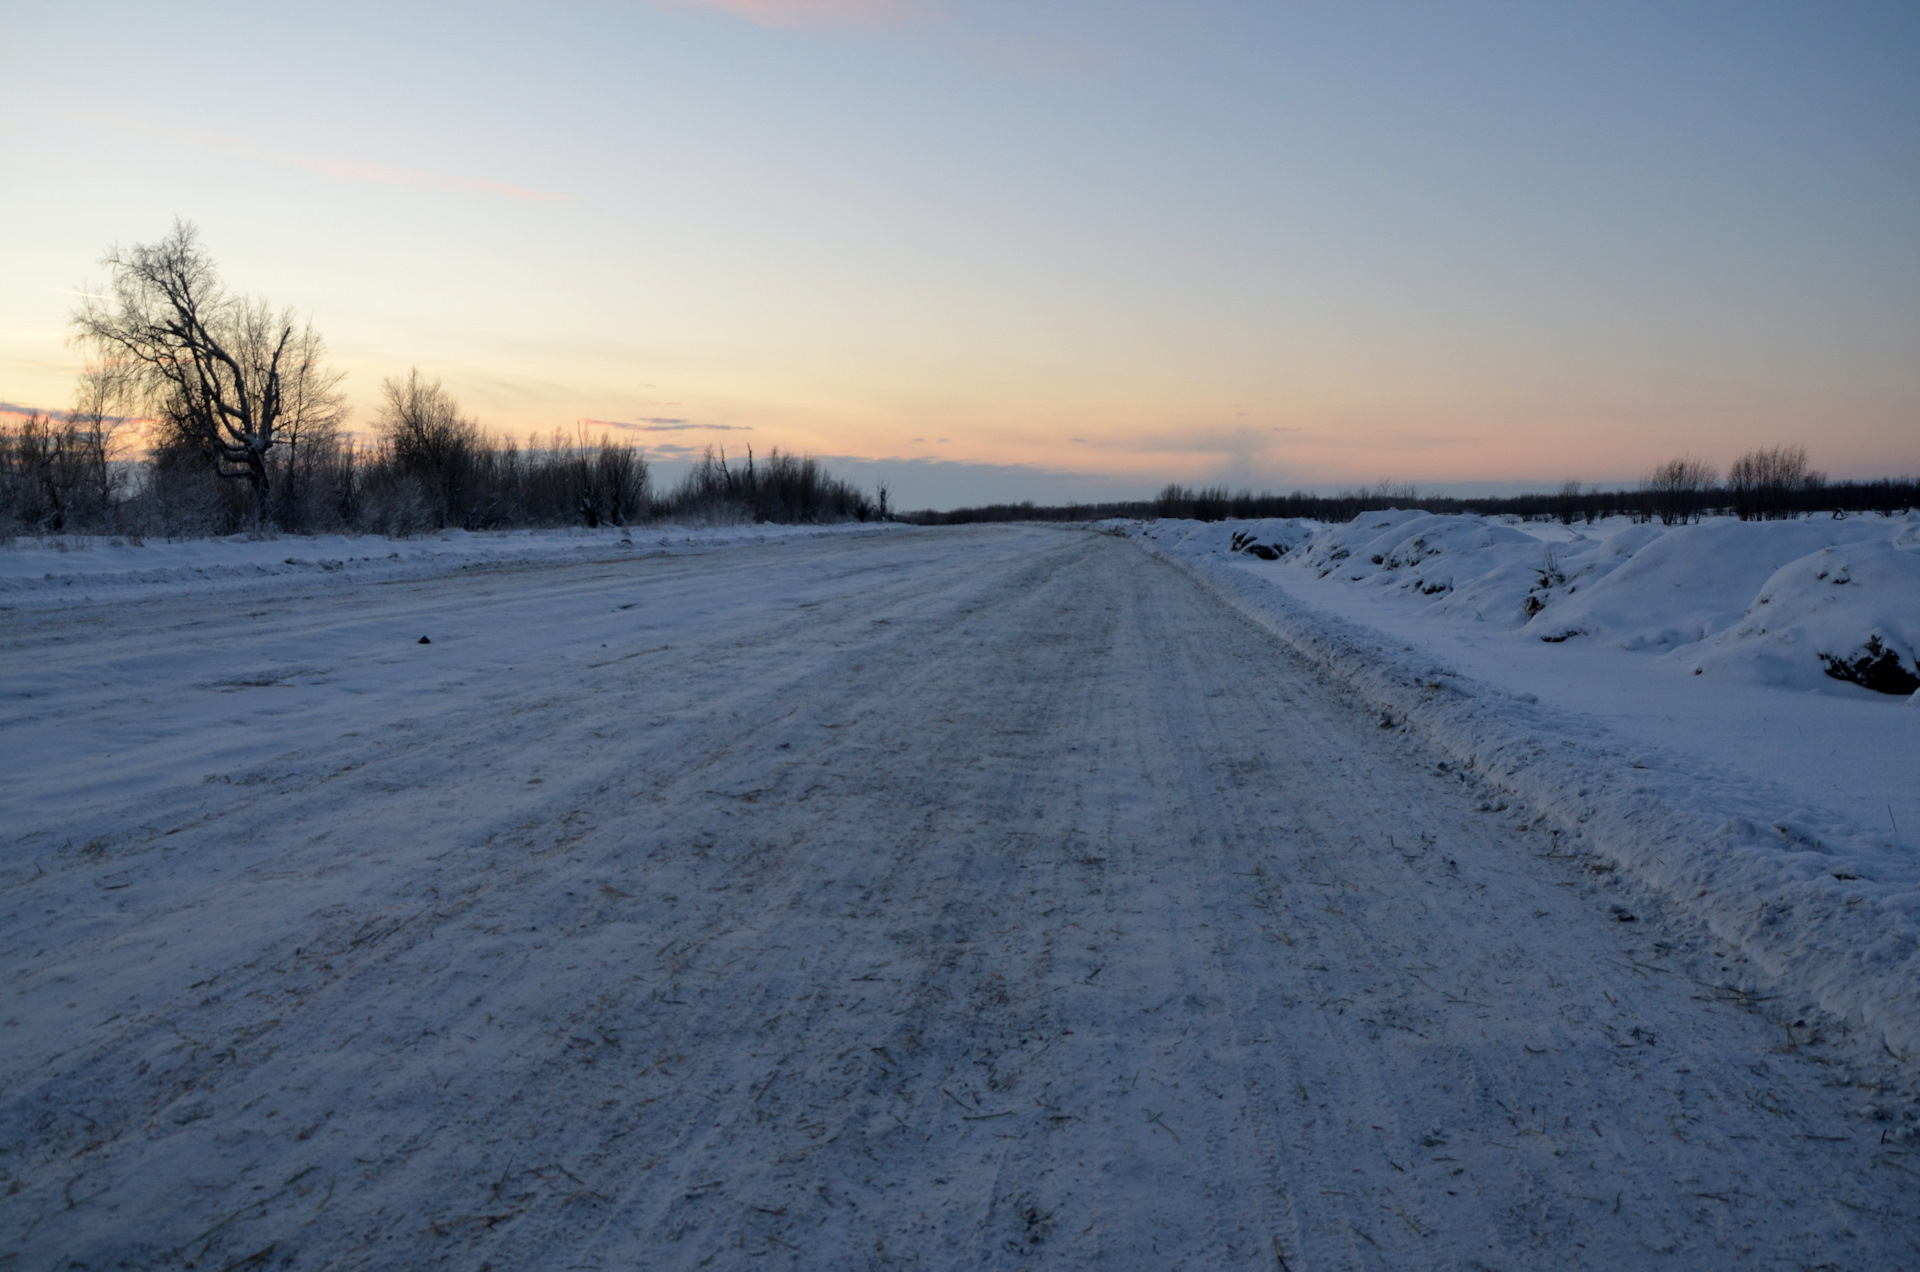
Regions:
[[9, 222, 1910, 537], [1, 222, 883, 537], [907, 454, 1916, 528]]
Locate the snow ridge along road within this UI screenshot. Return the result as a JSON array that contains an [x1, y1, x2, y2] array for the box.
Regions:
[[3, 525, 1916, 1269], [1130, 520, 1920, 1064]]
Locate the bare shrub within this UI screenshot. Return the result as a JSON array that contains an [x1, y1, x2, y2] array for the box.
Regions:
[[0, 413, 115, 534], [1821, 636, 1920, 696], [1642, 456, 1717, 526], [130, 429, 237, 536], [666, 446, 873, 524], [1728, 445, 1826, 520], [572, 431, 650, 527], [376, 369, 481, 529], [1553, 478, 1584, 526]]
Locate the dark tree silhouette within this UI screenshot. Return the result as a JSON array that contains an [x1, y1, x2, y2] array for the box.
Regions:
[[72, 221, 344, 523]]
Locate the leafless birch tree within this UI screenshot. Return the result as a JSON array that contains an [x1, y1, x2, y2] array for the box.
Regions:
[[70, 221, 344, 525]]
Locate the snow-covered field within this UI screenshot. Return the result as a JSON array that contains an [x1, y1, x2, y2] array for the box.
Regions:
[[4, 523, 1917, 1269]]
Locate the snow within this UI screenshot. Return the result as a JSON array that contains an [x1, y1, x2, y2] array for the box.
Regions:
[[1130, 511, 1920, 1060], [1227, 509, 1920, 684], [1706, 538, 1920, 694], [4, 523, 1917, 1268], [0, 522, 900, 609]]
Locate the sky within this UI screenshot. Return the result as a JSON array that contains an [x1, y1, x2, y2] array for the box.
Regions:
[[3, 1, 1916, 508]]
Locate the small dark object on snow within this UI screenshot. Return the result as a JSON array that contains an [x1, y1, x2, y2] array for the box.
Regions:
[[419, 636, 431, 644], [1228, 529, 1283, 559], [1820, 635, 1920, 696], [1378, 711, 1395, 729], [1609, 904, 1636, 922]]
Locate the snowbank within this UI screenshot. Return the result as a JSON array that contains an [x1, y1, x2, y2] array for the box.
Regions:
[[1159, 510, 1920, 696], [1126, 511, 1920, 1059], [1704, 539, 1920, 695], [0, 521, 906, 608]]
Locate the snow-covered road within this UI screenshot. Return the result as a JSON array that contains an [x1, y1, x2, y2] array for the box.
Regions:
[[4, 526, 1915, 1270]]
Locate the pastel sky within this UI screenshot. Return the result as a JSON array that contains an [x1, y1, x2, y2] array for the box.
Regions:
[[3, 1, 1916, 507]]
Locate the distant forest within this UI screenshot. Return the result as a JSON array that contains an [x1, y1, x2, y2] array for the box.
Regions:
[[906, 448, 1918, 528]]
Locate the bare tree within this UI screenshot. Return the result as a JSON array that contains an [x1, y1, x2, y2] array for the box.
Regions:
[[66, 370, 125, 521], [71, 221, 344, 525], [1728, 444, 1822, 520], [1553, 478, 1583, 526], [667, 444, 870, 524], [571, 428, 650, 527], [0, 375, 122, 534], [377, 368, 481, 528], [1643, 456, 1717, 526], [1, 414, 68, 532]]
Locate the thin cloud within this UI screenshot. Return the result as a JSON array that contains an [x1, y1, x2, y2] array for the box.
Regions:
[[1064, 424, 1309, 459], [653, 0, 925, 30], [580, 417, 752, 433], [0, 401, 144, 427]]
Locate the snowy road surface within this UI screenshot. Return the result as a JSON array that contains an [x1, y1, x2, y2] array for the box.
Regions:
[[4, 526, 1916, 1270]]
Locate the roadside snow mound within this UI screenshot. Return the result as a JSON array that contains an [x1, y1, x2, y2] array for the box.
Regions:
[[1166, 509, 1920, 697], [1536, 519, 1905, 662], [1138, 518, 1319, 562], [1124, 512, 1920, 1060], [1291, 510, 1585, 624], [1698, 540, 1920, 695], [0, 522, 903, 607]]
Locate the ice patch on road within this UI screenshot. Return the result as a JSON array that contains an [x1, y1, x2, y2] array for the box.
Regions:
[[1125, 513, 1920, 1060]]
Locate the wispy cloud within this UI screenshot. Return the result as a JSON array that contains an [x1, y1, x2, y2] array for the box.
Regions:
[[653, 0, 924, 30], [1065, 424, 1312, 460], [0, 401, 144, 427], [580, 417, 752, 432]]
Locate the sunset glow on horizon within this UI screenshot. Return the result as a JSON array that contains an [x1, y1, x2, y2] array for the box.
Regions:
[[3, 1, 1916, 508]]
